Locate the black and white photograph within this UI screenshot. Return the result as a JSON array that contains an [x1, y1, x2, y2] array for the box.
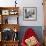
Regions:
[[23, 7, 37, 21]]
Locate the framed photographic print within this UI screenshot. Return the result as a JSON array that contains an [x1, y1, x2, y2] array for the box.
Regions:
[[9, 10, 18, 15], [23, 7, 37, 21], [2, 10, 9, 15]]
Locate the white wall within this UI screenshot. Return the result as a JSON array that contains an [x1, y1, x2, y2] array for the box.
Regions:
[[19, 0, 44, 26], [0, 0, 44, 26]]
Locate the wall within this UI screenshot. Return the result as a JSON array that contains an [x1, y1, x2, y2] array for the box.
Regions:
[[19, 0, 44, 26], [0, 0, 44, 26]]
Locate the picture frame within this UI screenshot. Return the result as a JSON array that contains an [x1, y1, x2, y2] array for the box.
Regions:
[[2, 10, 9, 15], [9, 10, 18, 15], [23, 7, 37, 21]]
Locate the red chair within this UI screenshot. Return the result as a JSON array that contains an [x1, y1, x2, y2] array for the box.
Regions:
[[21, 28, 41, 46]]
